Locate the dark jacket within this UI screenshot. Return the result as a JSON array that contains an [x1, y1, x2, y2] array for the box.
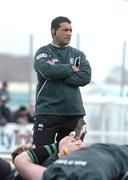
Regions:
[[34, 43, 91, 116]]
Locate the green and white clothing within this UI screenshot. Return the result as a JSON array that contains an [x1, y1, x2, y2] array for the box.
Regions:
[[34, 43, 91, 116]]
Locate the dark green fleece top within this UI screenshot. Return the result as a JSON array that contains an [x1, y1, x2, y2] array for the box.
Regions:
[[34, 43, 91, 116]]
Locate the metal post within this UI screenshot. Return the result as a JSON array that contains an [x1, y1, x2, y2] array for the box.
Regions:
[[76, 33, 80, 50], [28, 34, 34, 105], [120, 41, 127, 97]]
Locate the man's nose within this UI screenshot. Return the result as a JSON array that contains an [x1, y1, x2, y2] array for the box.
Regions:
[[67, 31, 72, 36], [67, 30, 72, 35]]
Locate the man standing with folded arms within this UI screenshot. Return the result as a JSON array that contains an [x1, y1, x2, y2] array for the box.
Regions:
[[33, 16, 91, 147]]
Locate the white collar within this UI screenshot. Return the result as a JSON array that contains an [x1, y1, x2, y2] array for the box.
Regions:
[[51, 42, 69, 48]]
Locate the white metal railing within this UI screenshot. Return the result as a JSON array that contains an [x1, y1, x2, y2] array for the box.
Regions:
[[83, 96, 128, 145]]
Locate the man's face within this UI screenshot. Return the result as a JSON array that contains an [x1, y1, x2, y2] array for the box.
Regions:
[[53, 22, 72, 47]]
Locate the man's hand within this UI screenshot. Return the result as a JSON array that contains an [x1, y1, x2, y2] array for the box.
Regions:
[[72, 66, 80, 72], [47, 60, 54, 65], [58, 136, 85, 158]]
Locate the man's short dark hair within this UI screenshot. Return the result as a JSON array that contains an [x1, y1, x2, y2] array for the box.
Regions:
[[51, 16, 71, 31]]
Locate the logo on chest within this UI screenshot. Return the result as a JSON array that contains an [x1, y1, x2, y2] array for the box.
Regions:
[[70, 57, 75, 65]]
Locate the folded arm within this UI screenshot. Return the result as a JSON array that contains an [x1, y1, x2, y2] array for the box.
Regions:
[[64, 53, 91, 87], [34, 52, 74, 80]]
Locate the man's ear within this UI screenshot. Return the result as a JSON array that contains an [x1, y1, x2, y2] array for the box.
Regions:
[[51, 29, 56, 35]]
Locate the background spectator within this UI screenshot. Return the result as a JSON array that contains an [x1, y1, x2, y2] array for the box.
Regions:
[[0, 81, 10, 104], [0, 97, 12, 125], [12, 106, 33, 125], [27, 104, 35, 123]]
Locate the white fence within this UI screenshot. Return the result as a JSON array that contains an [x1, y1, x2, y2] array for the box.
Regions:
[[84, 96, 128, 145], [0, 123, 33, 159]]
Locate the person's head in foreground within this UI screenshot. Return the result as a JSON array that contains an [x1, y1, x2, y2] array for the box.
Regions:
[[14, 141, 128, 180], [14, 135, 85, 180]]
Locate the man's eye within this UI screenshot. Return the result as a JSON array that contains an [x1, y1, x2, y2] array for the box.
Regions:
[[64, 29, 72, 32]]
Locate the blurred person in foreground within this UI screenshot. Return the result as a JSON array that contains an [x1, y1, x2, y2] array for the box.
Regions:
[[13, 140, 128, 180], [0, 157, 15, 180], [0, 135, 84, 180], [13, 135, 85, 180], [33, 16, 91, 146]]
